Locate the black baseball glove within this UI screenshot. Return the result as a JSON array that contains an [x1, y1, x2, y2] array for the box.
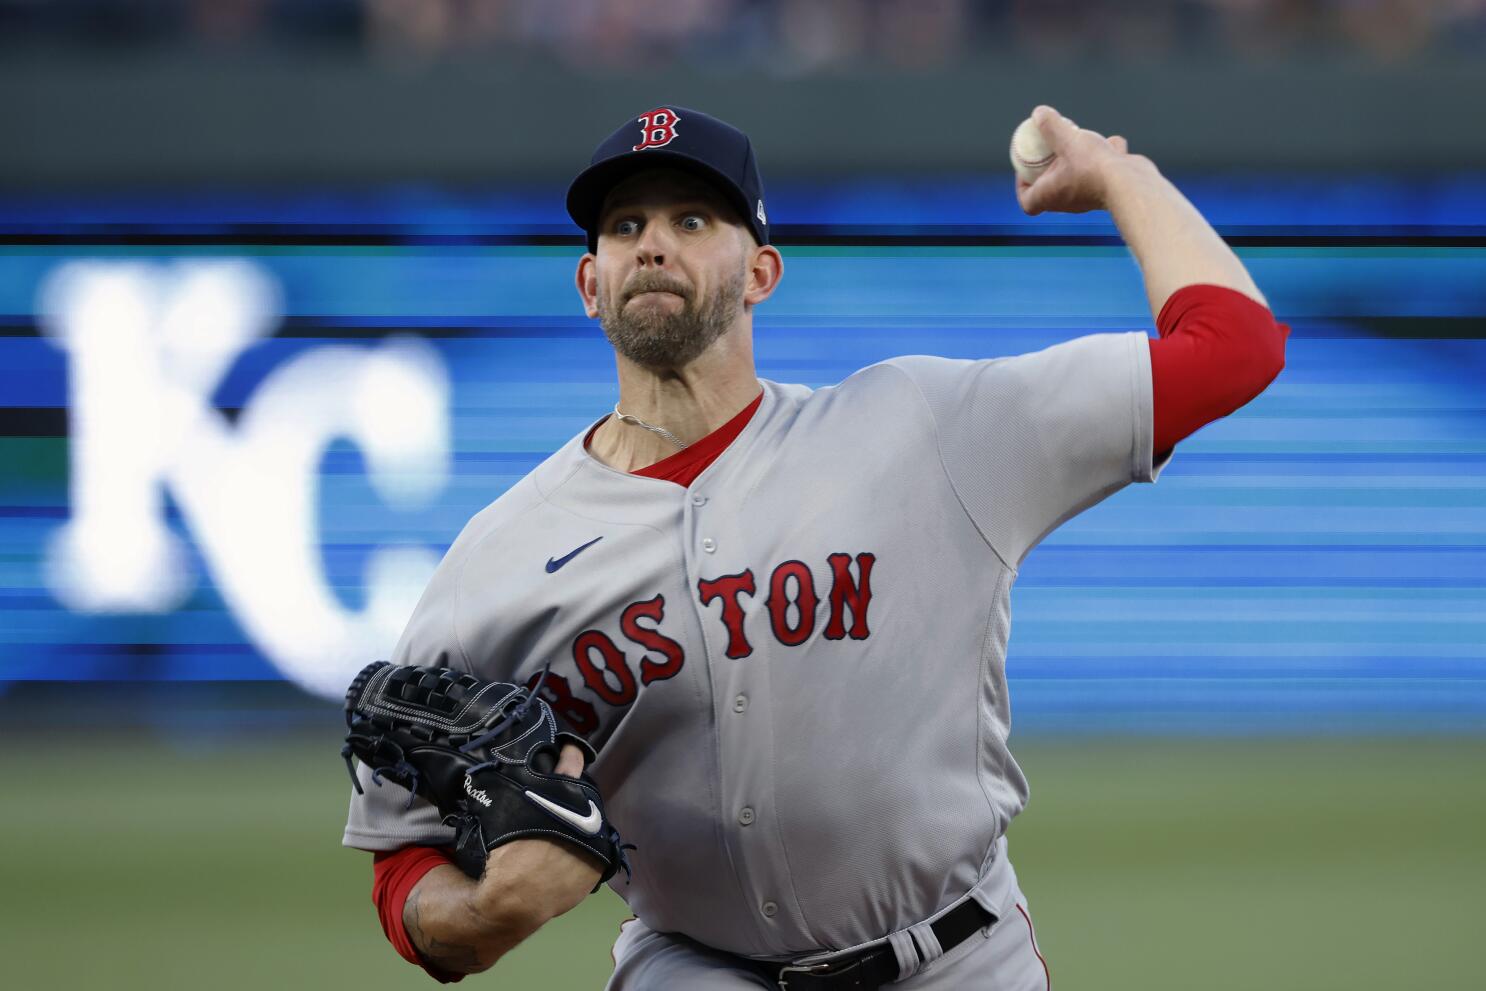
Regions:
[[341, 660, 632, 889]]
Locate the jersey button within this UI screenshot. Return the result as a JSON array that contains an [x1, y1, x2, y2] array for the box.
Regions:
[[732, 694, 748, 713], [702, 538, 716, 553], [761, 900, 778, 918], [738, 806, 755, 826], [691, 493, 707, 506]]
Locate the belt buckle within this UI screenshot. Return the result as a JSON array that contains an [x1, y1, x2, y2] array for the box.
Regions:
[[776, 961, 833, 990]]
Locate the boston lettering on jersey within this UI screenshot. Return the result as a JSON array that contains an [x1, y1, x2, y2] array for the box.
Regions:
[[527, 551, 875, 734]]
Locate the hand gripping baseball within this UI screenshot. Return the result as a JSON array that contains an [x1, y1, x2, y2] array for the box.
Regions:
[[341, 661, 634, 891], [1015, 104, 1136, 217]]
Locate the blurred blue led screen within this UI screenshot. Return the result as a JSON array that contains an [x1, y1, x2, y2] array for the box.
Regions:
[[2, 178, 1483, 732]]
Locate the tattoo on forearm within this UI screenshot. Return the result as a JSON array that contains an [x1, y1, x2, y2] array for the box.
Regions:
[[405, 885, 485, 973]]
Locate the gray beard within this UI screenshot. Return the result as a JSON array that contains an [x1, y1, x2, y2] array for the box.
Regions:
[[598, 268, 745, 370]]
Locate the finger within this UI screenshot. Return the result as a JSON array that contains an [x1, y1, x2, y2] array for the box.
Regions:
[[555, 742, 586, 777], [1109, 135, 1128, 154], [1016, 175, 1047, 217], [1031, 105, 1077, 151]]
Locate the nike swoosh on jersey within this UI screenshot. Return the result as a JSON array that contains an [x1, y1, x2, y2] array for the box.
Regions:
[[545, 536, 602, 573], [525, 791, 603, 835]]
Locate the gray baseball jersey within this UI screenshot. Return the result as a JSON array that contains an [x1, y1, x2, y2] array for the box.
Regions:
[[344, 330, 1170, 959]]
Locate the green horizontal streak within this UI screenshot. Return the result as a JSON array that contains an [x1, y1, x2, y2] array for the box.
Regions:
[[0, 439, 66, 482]]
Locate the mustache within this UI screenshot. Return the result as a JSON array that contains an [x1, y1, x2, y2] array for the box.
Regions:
[[623, 275, 693, 301]]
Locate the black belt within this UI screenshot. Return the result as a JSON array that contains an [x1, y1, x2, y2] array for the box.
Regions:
[[753, 899, 995, 990]]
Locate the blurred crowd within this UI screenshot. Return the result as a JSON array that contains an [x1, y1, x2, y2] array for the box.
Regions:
[[2, 0, 1484, 68]]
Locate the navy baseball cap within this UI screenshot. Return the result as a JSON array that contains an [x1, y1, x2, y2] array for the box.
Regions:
[[566, 106, 769, 254]]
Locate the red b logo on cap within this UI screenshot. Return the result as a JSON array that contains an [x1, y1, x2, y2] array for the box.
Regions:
[[633, 108, 681, 151]]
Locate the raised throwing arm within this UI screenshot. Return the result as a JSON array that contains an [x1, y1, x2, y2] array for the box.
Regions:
[[1015, 104, 1267, 317]]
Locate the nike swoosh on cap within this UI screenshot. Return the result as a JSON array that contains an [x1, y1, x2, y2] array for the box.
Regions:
[[525, 791, 603, 835], [546, 536, 602, 573]]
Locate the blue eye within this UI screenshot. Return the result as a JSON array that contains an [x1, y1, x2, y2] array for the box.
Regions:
[[680, 215, 706, 231], [616, 219, 639, 236]]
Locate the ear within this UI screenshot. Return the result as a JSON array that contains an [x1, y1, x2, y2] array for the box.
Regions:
[[743, 243, 784, 308], [576, 253, 600, 319]]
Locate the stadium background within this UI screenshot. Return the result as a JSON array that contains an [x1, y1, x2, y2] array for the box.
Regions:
[[2, 2, 1484, 988]]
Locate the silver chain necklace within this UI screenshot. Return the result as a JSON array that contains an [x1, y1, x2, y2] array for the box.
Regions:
[[613, 403, 688, 450]]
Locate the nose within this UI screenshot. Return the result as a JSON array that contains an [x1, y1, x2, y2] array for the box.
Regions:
[[634, 218, 675, 268]]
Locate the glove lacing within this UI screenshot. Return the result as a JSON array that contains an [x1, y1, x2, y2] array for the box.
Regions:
[[341, 733, 422, 808], [457, 660, 553, 759]]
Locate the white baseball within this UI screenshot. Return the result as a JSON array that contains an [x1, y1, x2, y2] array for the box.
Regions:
[[1010, 117, 1055, 184]]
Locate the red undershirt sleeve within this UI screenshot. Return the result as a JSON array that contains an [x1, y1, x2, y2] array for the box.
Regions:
[[372, 846, 466, 984], [1147, 283, 1290, 458]]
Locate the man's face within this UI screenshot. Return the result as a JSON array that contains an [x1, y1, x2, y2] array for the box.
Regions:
[[588, 168, 752, 370]]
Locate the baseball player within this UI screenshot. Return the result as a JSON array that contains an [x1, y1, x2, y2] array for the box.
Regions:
[[342, 105, 1289, 988]]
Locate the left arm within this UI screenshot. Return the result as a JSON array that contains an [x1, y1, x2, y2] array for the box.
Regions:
[[1016, 103, 1267, 317], [1016, 105, 1287, 454], [1100, 147, 1266, 318]]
